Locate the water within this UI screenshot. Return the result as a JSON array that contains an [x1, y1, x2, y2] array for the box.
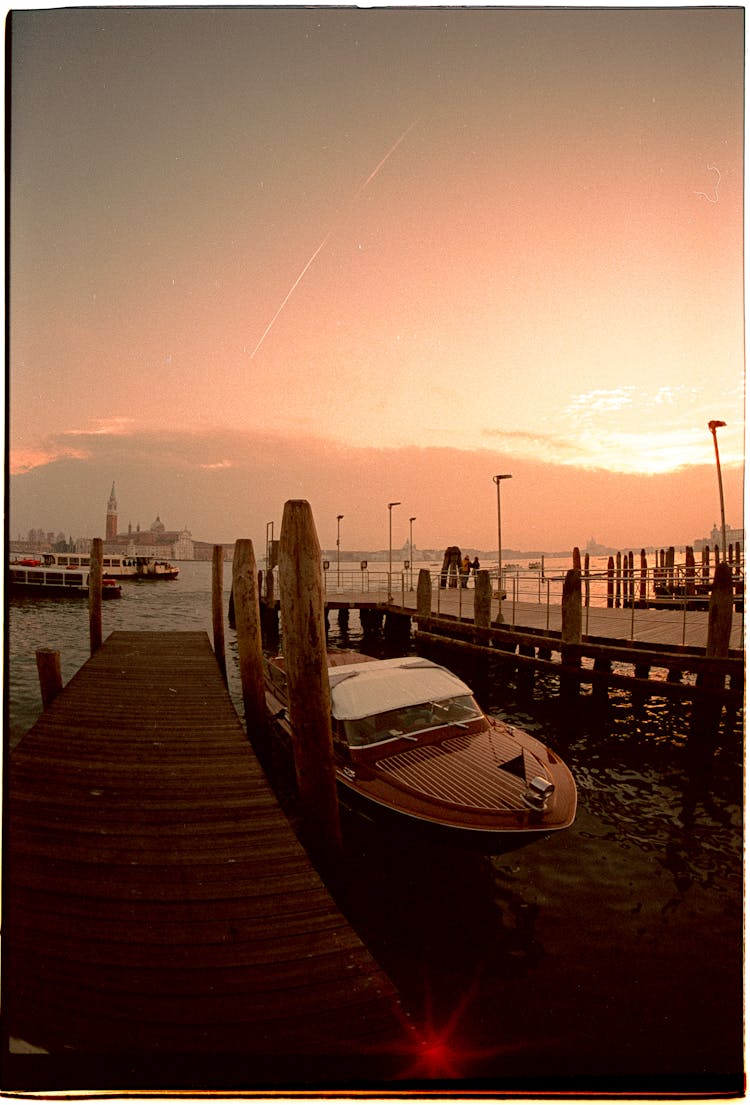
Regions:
[[6, 561, 744, 1093]]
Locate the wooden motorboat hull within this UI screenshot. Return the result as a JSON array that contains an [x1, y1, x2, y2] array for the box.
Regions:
[[263, 653, 576, 853]]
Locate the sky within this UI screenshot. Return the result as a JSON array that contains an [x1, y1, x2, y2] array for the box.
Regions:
[[8, 4, 745, 555]]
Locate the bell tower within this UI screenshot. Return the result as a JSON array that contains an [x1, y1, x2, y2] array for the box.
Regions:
[[106, 482, 118, 541]]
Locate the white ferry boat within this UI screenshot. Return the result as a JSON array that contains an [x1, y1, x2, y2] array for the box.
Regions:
[[9, 564, 122, 599], [36, 552, 179, 580]]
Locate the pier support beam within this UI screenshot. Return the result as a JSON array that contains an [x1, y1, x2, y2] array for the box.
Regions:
[[279, 499, 342, 864]]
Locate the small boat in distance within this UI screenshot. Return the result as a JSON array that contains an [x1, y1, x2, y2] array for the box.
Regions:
[[9, 564, 122, 599], [34, 552, 179, 580], [265, 652, 576, 852]]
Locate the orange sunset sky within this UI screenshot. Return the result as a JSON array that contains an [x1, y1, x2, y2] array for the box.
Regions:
[[9, 5, 744, 554]]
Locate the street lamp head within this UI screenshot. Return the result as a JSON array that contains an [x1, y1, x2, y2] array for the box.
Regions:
[[388, 501, 401, 508], [337, 514, 344, 521], [708, 420, 727, 431], [493, 473, 513, 484]]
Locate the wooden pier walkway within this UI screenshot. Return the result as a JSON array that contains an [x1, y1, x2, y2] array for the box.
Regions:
[[4, 631, 409, 1090], [320, 588, 745, 651]]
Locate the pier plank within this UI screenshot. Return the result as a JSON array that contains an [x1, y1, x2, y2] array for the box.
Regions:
[[4, 631, 408, 1087]]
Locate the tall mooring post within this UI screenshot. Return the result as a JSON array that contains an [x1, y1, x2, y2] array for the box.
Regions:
[[279, 499, 342, 864], [212, 545, 227, 684], [474, 569, 492, 629], [232, 539, 267, 744], [88, 537, 103, 655], [36, 649, 63, 708], [690, 561, 734, 744], [560, 564, 582, 712]]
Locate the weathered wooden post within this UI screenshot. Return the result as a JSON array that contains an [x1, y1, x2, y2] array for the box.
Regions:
[[615, 551, 622, 608], [212, 545, 227, 684], [232, 539, 267, 743], [473, 569, 492, 629], [583, 552, 590, 608], [606, 556, 614, 608], [690, 561, 734, 743], [639, 549, 647, 606], [417, 568, 432, 629], [279, 499, 342, 863], [685, 546, 696, 597], [36, 649, 63, 708], [560, 566, 582, 712], [88, 537, 103, 655]]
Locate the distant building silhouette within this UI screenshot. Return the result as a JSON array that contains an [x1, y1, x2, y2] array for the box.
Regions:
[[106, 482, 118, 542]]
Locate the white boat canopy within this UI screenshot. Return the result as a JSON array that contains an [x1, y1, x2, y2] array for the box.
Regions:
[[328, 657, 474, 721]]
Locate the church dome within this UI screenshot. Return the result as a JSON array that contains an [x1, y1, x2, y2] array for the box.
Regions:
[[150, 515, 166, 534]]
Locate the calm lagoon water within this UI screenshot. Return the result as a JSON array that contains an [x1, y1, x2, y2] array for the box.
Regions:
[[6, 560, 744, 1093]]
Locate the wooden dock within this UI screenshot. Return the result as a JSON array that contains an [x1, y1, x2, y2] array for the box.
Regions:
[[4, 631, 410, 1090], [318, 588, 745, 651]]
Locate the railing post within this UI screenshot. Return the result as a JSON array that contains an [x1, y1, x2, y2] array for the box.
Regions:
[[212, 545, 227, 684], [279, 499, 342, 865], [88, 537, 103, 655], [232, 539, 267, 743]]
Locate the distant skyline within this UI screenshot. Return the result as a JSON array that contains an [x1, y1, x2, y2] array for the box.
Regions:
[[9, 6, 744, 555]]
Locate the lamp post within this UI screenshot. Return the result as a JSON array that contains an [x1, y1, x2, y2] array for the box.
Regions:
[[409, 516, 416, 591], [708, 421, 728, 560], [493, 474, 512, 621], [388, 502, 401, 602], [336, 514, 344, 587]]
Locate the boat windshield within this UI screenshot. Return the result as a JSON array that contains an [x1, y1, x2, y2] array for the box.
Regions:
[[343, 694, 483, 748]]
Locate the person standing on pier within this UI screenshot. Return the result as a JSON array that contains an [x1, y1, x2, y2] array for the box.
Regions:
[[461, 555, 471, 587]]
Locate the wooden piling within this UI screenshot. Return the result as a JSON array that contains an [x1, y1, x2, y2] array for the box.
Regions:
[[690, 561, 734, 743], [36, 648, 63, 708], [212, 545, 227, 684], [685, 546, 696, 597], [615, 551, 622, 608], [706, 561, 734, 658], [607, 556, 614, 608], [278, 499, 342, 864], [560, 566, 582, 707], [639, 549, 647, 606], [417, 568, 432, 626], [473, 569, 492, 629], [231, 539, 267, 742], [88, 537, 103, 656]]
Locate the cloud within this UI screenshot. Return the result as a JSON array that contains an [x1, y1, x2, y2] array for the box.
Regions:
[[564, 388, 637, 420], [9, 421, 744, 554], [61, 416, 136, 437]]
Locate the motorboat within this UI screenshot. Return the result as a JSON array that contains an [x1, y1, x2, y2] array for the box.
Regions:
[[9, 564, 122, 599], [264, 652, 576, 851]]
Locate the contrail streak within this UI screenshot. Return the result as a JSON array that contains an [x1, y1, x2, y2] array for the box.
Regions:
[[248, 120, 419, 361], [248, 231, 332, 360], [355, 118, 420, 195]]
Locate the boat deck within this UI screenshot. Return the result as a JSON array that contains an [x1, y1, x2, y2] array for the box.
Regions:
[[4, 631, 409, 1089]]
